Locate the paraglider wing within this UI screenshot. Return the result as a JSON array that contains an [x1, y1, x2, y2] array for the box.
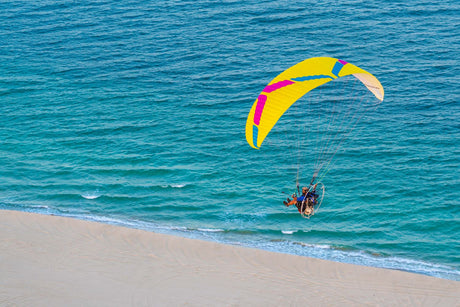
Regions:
[[245, 57, 384, 149]]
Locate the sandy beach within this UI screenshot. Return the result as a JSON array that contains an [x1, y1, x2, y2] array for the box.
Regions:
[[0, 210, 458, 306]]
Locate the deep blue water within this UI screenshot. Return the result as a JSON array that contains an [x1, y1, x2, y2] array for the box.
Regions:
[[0, 0, 459, 280]]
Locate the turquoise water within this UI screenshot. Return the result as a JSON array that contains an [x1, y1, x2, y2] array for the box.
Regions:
[[1, 1, 459, 280]]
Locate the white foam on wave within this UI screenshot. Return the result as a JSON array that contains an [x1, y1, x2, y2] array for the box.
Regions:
[[160, 183, 187, 188], [79, 214, 126, 225], [81, 193, 101, 200], [156, 225, 188, 232], [197, 228, 225, 233], [281, 230, 295, 234]]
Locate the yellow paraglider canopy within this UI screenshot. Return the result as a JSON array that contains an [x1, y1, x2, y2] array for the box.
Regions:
[[245, 57, 384, 149]]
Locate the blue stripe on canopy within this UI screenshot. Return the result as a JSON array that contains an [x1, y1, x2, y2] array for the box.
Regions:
[[292, 75, 333, 82]]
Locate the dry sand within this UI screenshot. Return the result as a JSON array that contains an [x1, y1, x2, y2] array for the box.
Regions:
[[1, 210, 459, 306]]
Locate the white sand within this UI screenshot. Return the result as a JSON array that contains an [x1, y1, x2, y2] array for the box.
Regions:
[[1, 210, 459, 306]]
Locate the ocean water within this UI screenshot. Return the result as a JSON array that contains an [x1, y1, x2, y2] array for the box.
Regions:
[[0, 0, 459, 281]]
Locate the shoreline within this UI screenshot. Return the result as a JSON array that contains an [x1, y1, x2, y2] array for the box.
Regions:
[[4, 207, 458, 281], [1, 209, 459, 306]]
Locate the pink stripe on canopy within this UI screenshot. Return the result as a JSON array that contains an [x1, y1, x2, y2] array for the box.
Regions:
[[262, 80, 295, 93], [253, 94, 267, 125]]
